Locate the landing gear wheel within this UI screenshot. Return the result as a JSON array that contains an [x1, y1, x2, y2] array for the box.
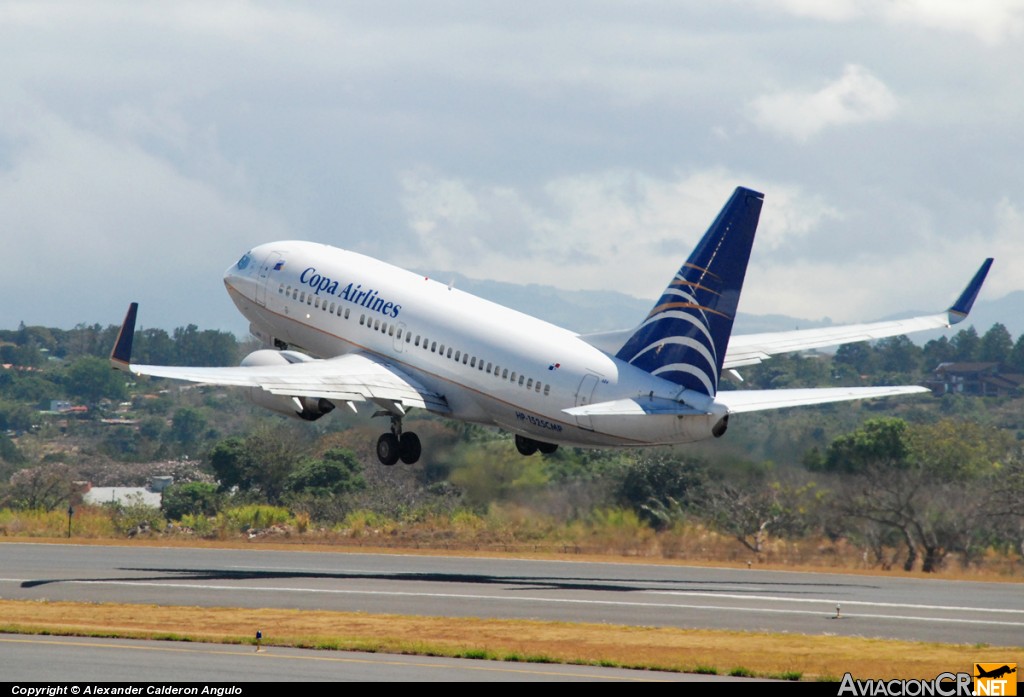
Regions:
[[515, 434, 538, 456], [399, 432, 422, 465], [376, 432, 401, 466], [538, 441, 558, 455]]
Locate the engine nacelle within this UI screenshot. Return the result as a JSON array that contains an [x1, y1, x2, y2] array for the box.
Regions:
[[712, 415, 729, 438], [241, 349, 316, 367], [240, 350, 336, 422]]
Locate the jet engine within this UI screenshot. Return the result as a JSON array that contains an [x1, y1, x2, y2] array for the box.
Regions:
[[240, 349, 335, 421], [672, 412, 729, 443]]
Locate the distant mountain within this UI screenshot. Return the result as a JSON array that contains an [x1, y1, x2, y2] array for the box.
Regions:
[[430, 271, 1021, 342], [427, 272, 650, 333], [952, 289, 1024, 341]]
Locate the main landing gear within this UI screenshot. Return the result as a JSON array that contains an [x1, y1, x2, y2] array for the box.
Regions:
[[514, 434, 558, 456], [376, 414, 421, 466]]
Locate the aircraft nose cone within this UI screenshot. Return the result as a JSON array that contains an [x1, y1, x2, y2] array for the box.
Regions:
[[227, 250, 254, 279], [224, 249, 262, 297]]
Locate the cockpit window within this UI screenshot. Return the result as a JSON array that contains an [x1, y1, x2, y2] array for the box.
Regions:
[[236, 253, 252, 270]]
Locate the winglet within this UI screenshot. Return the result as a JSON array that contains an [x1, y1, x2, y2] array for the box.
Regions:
[[110, 302, 138, 371], [946, 258, 993, 324]]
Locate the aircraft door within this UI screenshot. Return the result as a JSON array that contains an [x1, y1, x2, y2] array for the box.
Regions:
[[393, 322, 407, 353], [574, 374, 600, 431], [254, 252, 283, 307]]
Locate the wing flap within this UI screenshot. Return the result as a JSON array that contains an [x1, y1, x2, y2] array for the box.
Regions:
[[124, 353, 450, 413]]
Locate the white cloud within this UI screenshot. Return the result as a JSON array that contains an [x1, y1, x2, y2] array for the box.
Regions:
[[0, 3, 1021, 333], [988, 197, 1024, 298], [742, 195, 1024, 323], [397, 166, 1024, 324], [0, 97, 289, 328], [765, 0, 1024, 44], [397, 167, 837, 300], [749, 65, 899, 142]]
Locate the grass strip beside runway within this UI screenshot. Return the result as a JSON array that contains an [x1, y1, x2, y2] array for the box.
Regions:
[[0, 599, 1012, 681]]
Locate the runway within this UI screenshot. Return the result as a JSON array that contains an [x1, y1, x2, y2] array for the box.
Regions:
[[1, 542, 1020, 648]]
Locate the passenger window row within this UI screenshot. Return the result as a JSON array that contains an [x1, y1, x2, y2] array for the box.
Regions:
[[278, 283, 549, 396], [280, 284, 351, 320]]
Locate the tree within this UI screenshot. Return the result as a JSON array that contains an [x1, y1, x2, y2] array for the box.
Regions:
[[287, 448, 365, 497], [618, 455, 707, 528], [814, 417, 910, 475], [172, 325, 237, 366], [0, 401, 35, 433], [744, 352, 831, 388], [162, 482, 222, 520], [133, 328, 177, 365], [61, 323, 119, 359], [0, 343, 43, 367], [906, 420, 1012, 481], [698, 475, 816, 556], [170, 408, 207, 451], [208, 436, 249, 490], [834, 342, 874, 376], [4, 464, 78, 510], [0, 432, 24, 463], [64, 356, 127, 403], [978, 323, 1013, 364], [207, 427, 304, 504], [812, 418, 1015, 572], [922, 336, 954, 370], [448, 441, 549, 507], [950, 326, 980, 362], [874, 335, 921, 375], [138, 416, 166, 441]]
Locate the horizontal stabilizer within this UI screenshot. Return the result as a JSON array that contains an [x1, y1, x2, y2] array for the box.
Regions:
[[564, 397, 710, 417], [713, 385, 929, 414]]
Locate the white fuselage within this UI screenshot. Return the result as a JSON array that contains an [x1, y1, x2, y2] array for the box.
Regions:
[[224, 241, 725, 448]]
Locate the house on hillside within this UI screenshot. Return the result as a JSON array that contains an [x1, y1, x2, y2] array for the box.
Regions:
[[926, 362, 1024, 397]]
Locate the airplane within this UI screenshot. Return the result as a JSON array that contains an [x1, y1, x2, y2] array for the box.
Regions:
[[110, 187, 993, 466], [975, 665, 1016, 680]]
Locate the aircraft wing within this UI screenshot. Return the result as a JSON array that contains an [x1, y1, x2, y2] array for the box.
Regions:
[[110, 304, 449, 414], [565, 385, 929, 417], [580, 259, 993, 368], [712, 385, 930, 414], [722, 259, 993, 369]]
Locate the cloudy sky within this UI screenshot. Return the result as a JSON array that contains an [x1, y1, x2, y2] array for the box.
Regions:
[[2, 1, 1023, 336]]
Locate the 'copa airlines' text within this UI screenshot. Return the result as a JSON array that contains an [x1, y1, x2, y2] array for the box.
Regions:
[[300, 268, 401, 318]]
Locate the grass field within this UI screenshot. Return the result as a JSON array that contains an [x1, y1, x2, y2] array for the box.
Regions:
[[2, 599, 1015, 681]]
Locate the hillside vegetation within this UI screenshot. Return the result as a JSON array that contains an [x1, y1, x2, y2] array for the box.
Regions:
[[1, 320, 1022, 576]]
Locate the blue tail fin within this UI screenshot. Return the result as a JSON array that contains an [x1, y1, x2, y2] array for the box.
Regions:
[[615, 187, 763, 396]]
